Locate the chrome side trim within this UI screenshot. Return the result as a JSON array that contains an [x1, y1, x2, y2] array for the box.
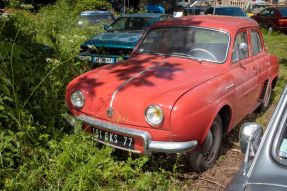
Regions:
[[75, 114, 198, 155], [109, 65, 155, 108]]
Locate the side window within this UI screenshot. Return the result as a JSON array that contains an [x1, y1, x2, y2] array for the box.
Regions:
[[232, 32, 249, 63], [250, 30, 263, 56], [270, 9, 275, 16], [258, 8, 270, 16], [205, 7, 214, 15]]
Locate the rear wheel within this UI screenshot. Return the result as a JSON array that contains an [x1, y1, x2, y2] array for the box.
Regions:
[[257, 81, 272, 112], [187, 115, 223, 171]]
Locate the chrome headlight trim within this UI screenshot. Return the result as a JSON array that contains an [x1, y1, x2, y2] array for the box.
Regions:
[[70, 90, 85, 109], [145, 105, 164, 127]]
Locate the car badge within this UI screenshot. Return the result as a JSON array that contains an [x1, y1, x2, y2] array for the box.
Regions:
[[107, 107, 113, 118]]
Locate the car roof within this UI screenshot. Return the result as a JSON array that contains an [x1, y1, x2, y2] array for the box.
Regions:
[[80, 11, 113, 16], [212, 6, 243, 9], [150, 15, 258, 33], [121, 13, 168, 18]]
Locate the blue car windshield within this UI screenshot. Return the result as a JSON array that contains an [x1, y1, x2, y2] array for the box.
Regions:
[[215, 8, 246, 16], [136, 27, 230, 63], [108, 17, 158, 31]]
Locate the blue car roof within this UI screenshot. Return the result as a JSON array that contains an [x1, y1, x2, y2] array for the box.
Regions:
[[121, 13, 167, 18], [80, 11, 113, 16]]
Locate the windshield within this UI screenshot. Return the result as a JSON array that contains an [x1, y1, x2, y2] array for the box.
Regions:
[[136, 27, 230, 63], [250, 5, 268, 13], [278, 7, 287, 17], [79, 15, 114, 24], [215, 7, 246, 16], [108, 17, 159, 32]]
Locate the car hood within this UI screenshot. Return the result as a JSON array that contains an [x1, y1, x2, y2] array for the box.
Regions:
[[82, 32, 143, 49], [66, 54, 226, 128]]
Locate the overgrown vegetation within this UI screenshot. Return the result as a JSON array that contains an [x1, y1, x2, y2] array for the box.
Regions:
[[0, 1, 179, 190], [1, 0, 287, 190]]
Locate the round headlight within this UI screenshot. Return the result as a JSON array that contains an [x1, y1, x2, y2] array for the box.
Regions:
[[145, 105, 164, 127], [70, 90, 85, 109]]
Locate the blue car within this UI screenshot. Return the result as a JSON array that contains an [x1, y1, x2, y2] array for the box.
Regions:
[[79, 13, 172, 65], [78, 11, 115, 27]]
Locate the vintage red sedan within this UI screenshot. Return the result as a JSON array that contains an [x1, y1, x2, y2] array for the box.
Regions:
[[66, 15, 279, 171]]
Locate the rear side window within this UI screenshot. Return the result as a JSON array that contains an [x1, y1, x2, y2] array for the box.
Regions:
[[250, 30, 263, 56], [278, 7, 287, 16]]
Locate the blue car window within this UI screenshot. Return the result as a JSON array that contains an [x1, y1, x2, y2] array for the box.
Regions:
[[215, 8, 246, 16], [278, 7, 287, 17]]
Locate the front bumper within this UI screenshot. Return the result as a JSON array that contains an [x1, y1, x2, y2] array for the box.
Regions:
[[69, 114, 198, 155]]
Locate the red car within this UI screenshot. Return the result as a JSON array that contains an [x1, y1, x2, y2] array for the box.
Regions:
[[66, 16, 279, 171], [251, 6, 287, 33]]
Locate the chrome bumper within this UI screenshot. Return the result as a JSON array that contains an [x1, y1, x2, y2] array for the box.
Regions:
[[72, 114, 198, 155]]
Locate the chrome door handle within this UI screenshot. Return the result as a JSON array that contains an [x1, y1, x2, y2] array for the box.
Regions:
[[225, 83, 235, 90]]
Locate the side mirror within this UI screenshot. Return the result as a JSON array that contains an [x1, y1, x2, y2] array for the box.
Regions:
[[103, 25, 109, 31], [240, 122, 263, 154], [239, 42, 248, 52]]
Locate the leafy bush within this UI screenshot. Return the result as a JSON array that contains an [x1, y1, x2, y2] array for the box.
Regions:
[[0, 0, 180, 190], [74, 0, 112, 12]]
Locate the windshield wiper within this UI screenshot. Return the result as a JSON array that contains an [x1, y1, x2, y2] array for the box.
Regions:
[[138, 50, 164, 56], [170, 52, 202, 63]]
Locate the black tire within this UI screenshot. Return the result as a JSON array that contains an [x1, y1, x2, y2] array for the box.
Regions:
[[187, 115, 223, 172], [257, 82, 272, 112]]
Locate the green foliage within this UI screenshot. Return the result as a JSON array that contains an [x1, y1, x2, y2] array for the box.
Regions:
[[0, 1, 180, 190], [74, 0, 112, 12]]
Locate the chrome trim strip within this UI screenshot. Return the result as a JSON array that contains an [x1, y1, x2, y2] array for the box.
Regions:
[[149, 140, 198, 153], [225, 83, 235, 90], [75, 114, 198, 155], [109, 65, 155, 108]]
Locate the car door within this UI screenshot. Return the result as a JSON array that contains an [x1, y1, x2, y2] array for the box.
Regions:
[[250, 28, 270, 103], [229, 30, 259, 124]]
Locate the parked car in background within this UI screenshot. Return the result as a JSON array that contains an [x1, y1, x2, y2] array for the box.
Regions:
[[0, 0, 5, 9], [204, 6, 247, 17], [251, 6, 287, 33], [245, 1, 270, 17], [78, 11, 115, 27], [79, 13, 172, 66], [184, 6, 206, 16], [225, 85, 287, 191], [66, 15, 278, 171]]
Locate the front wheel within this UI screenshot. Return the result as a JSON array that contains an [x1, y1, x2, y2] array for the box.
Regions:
[[187, 115, 223, 172]]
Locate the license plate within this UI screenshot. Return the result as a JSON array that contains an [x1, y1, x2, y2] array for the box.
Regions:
[[92, 127, 134, 150], [78, 55, 92, 61], [93, 57, 114, 64]]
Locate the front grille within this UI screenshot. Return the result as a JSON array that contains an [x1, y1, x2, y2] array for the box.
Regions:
[[80, 45, 132, 56]]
